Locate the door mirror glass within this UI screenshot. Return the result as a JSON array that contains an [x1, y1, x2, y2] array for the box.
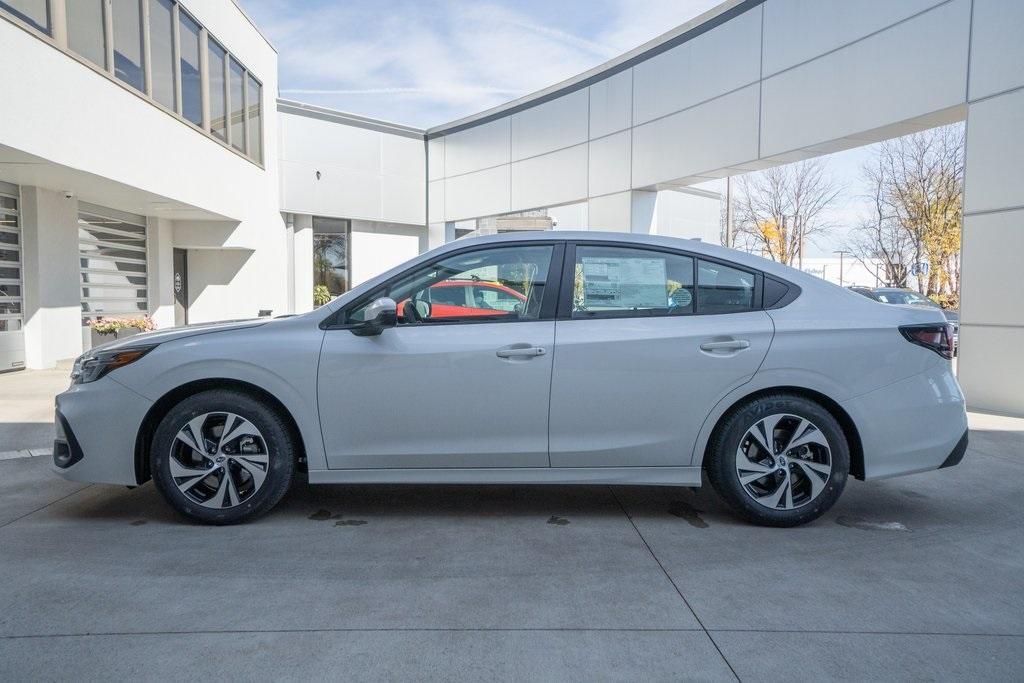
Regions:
[[351, 297, 397, 336]]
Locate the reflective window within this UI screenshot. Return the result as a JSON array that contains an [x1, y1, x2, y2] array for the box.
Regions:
[[178, 10, 202, 125], [313, 218, 350, 297], [246, 74, 262, 162], [78, 208, 148, 322], [111, 0, 144, 91], [207, 39, 227, 141], [0, 191, 22, 331], [697, 260, 755, 314], [229, 57, 246, 152], [148, 0, 175, 110], [572, 246, 694, 318], [67, 0, 107, 69], [0, 0, 49, 33], [348, 245, 553, 325]]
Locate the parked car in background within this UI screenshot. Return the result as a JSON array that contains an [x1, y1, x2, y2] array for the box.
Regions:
[[849, 287, 959, 352], [54, 233, 967, 528]]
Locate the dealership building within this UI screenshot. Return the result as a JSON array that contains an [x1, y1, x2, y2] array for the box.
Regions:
[[0, 0, 1021, 415]]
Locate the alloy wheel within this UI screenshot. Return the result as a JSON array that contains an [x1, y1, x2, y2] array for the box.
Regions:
[[169, 412, 270, 509], [735, 413, 833, 511]]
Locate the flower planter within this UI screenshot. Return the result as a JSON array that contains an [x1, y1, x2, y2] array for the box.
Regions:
[[88, 327, 141, 349]]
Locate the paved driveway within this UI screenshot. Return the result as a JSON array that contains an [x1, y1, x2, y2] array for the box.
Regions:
[[0, 413, 1022, 680]]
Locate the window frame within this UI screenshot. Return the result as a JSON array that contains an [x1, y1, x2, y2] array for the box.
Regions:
[[556, 241, 765, 320], [321, 241, 566, 331]]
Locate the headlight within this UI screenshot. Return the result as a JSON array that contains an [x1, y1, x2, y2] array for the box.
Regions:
[[70, 345, 157, 384]]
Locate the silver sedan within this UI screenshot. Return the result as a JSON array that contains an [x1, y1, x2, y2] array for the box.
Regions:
[[54, 232, 968, 526]]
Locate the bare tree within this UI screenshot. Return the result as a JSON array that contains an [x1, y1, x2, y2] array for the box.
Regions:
[[844, 155, 915, 286], [874, 125, 964, 297], [733, 158, 841, 266]]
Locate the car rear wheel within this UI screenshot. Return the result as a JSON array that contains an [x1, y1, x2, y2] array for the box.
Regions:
[[151, 390, 295, 525], [706, 394, 849, 527]]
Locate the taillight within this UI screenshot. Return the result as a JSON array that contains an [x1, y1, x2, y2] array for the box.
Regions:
[[899, 323, 954, 360]]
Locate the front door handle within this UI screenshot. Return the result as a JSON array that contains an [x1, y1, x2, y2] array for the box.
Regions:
[[496, 344, 546, 359], [700, 339, 750, 352]]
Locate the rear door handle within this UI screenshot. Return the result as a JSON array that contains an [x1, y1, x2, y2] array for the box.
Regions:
[[496, 344, 546, 359], [700, 339, 750, 352]]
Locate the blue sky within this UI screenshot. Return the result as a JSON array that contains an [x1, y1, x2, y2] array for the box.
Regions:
[[242, 0, 875, 256]]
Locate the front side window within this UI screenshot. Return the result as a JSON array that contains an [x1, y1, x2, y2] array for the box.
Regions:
[[573, 245, 694, 318], [347, 245, 553, 325], [697, 259, 755, 314], [111, 0, 145, 92]]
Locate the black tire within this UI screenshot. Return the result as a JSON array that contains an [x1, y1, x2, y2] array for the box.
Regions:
[[151, 390, 295, 525], [705, 393, 849, 527]]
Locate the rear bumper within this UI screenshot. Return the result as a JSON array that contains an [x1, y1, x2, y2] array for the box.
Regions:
[[841, 362, 968, 480], [52, 377, 151, 486]]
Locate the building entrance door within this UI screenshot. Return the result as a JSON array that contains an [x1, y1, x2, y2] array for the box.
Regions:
[[173, 248, 188, 326]]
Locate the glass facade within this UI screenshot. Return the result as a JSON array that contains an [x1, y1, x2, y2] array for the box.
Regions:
[[111, 0, 145, 92], [0, 0, 48, 32], [313, 218, 351, 297], [0, 192, 22, 333], [229, 57, 245, 152], [148, 0, 175, 110], [178, 10, 203, 126], [66, 0, 106, 69], [0, 1, 264, 164], [78, 207, 149, 322], [208, 39, 227, 141]]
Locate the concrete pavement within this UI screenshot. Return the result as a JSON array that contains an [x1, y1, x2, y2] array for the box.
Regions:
[[0, 412, 1022, 680], [0, 363, 71, 457]]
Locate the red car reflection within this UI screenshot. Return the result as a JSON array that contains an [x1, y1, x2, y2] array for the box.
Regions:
[[398, 280, 527, 320]]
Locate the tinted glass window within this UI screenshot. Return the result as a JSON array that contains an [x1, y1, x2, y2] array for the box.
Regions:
[[208, 40, 227, 141], [67, 0, 107, 68], [178, 12, 202, 125], [148, 0, 176, 110], [0, 0, 49, 32], [229, 58, 246, 152], [111, 0, 145, 91], [348, 246, 553, 325], [313, 217, 351, 297], [697, 260, 755, 314], [572, 246, 694, 318], [246, 75, 262, 162]]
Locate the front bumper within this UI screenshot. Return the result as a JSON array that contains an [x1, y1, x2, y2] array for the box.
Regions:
[[52, 377, 153, 486]]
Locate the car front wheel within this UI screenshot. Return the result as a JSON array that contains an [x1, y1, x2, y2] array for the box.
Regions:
[[706, 394, 849, 527], [151, 390, 295, 525]]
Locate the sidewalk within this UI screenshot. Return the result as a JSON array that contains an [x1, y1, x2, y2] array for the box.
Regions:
[[0, 362, 72, 458]]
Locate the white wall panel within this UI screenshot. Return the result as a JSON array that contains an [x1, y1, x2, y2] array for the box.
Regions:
[[960, 209, 1024, 326], [311, 164, 382, 220], [279, 114, 380, 171], [587, 191, 631, 231], [511, 89, 588, 161], [969, 0, 1024, 100], [428, 180, 445, 224], [632, 6, 761, 126], [957, 325, 1024, 414], [964, 88, 1024, 214], [427, 137, 445, 180], [589, 69, 632, 139], [444, 165, 510, 221], [279, 160, 316, 213], [443, 118, 510, 176], [382, 134, 424, 178], [760, 0, 970, 159], [511, 144, 588, 211], [632, 85, 759, 188], [382, 174, 425, 225], [588, 131, 631, 197], [351, 230, 421, 286], [763, 0, 944, 75]]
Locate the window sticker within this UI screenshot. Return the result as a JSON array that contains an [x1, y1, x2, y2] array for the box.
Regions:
[[581, 256, 668, 309]]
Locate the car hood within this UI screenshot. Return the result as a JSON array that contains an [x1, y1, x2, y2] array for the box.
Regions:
[[85, 319, 270, 354]]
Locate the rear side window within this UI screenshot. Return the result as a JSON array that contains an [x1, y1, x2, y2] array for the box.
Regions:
[[572, 246, 694, 318], [697, 260, 755, 314]]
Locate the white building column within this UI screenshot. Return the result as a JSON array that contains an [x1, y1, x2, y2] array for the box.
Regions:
[[146, 217, 175, 330], [292, 213, 313, 313], [958, 87, 1024, 415], [19, 187, 82, 368], [587, 190, 657, 233]]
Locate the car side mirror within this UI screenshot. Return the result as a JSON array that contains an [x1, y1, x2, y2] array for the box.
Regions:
[[351, 297, 397, 337]]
